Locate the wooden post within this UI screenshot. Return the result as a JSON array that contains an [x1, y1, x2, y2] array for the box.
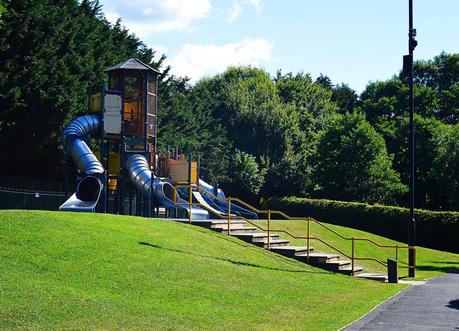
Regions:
[[351, 238, 355, 276], [227, 198, 231, 235], [267, 210, 271, 250], [307, 219, 310, 262], [188, 153, 192, 224]]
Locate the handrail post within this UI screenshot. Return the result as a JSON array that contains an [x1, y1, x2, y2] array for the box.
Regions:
[[351, 238, 355, 276], [307, 219, 310, 262], [188, 185, 192, 224], [395, 245, 399, 262], [267, 210, 271, 250], [410, 246, 416, 277], [227, 197, 231, 236]]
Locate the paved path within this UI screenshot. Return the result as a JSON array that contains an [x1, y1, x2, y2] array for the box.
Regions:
[[345, 272, 459, 330]]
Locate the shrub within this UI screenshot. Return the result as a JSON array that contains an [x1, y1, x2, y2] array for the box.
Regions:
[[270, 197, 459, 253]]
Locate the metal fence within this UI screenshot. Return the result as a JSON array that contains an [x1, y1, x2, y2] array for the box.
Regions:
[[0, 176, 76, 211]]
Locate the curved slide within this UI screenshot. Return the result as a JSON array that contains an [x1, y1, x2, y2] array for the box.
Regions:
[[198, 179, 258, 219], [125, 155, 208, 219], [59, 115, 208, 219], [59, 115, 104, 212]]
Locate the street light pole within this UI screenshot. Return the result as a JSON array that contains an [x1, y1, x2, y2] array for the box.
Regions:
[[408, 0, 417, 278]]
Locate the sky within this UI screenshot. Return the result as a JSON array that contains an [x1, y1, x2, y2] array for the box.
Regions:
[[99, 0, 459, 92]]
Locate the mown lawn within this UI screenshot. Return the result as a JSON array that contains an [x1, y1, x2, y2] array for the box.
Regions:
[[254, 219, 459, 280], [0, 210, 403, 330]]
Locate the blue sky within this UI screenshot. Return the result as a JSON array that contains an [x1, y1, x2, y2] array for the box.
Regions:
[[99, 0, 459, 92]]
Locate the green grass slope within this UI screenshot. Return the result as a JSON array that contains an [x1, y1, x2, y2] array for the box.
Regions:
[[0, 210, 402, 330], [255, 220, 459, 280]]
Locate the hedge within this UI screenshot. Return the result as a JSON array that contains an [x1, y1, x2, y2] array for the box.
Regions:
[[269, 197, 459, 253]]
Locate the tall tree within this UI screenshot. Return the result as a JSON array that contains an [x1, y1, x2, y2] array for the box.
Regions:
[[0, 0, 163, 179], [331, 83, 359, 113], [312, 112, 407, 204], [431, 124, 459, 210]]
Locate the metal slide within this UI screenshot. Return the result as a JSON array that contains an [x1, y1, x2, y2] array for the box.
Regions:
[[198, 179, 258, 219], [59, 115, 104, 212], [125, 154, 208, 219]]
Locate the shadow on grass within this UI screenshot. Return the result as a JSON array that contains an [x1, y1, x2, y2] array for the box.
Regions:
[[139, 241, 329, 275], [447, 299, 459, 310], [416, 264, 459, 273]]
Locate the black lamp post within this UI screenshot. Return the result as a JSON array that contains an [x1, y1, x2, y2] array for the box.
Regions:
[[404, 0, 417, 278]]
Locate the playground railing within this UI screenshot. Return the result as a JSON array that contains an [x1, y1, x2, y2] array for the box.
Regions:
[[173, 184, 415, 277]]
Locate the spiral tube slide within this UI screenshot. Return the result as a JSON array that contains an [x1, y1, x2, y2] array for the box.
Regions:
[[59, 115, 104, 212], [125, 154, 208, 219]]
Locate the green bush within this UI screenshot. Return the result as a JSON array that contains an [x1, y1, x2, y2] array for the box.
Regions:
[[270, 197, 459, 253]]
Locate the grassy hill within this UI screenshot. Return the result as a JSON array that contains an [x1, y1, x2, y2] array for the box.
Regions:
[[254, 220, 459, 280], [0, 210, 403, 330]]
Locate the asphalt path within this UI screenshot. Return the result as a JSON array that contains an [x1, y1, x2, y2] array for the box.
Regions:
[[345, 272, 459, 330]]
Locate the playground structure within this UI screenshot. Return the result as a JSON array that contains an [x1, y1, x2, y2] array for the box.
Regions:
[[60, 58, 256, 220], [59, 58, 416, 279]]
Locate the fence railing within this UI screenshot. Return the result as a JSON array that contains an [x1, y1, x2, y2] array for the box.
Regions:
[[174, 184, 415, 276]]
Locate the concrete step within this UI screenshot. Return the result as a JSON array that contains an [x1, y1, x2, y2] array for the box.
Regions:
[[252, 239, 291, 249], [339, 266, 364, 276], [321, 259, 353, 272], [269, 245, 314, 258], [188, 219, 246, 229], [295, 252, 341, 264], [216, 225, 259, 234], [211, 223, 254, 230], [209, 219, 247, 225], [355, 273, 388, 282], [231, 232, 281, 243]]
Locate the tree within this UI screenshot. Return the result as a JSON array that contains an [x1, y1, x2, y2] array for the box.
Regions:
[[312, 112, 407, 204], [0, 0, 164, 179], [275, 71, 337, 140], [331, 83, 359, 113], [315, 73, 333, 90], [431, 124, 459, 210], [227, 150, 266, 197], [157, 75, 232, 184]]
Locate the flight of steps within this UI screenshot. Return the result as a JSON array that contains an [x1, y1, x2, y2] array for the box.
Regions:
[[178, 219, 388, 281]]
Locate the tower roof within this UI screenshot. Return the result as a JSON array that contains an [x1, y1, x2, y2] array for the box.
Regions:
[[104, 58, 160, 74]]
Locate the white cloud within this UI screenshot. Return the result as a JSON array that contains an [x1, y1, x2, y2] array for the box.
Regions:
[[102, 0, 212, 36], [226, 1, 243, 22], [224, 0, 263, 23], [248, 0, 262, 12], [168, 38, 273, 82]]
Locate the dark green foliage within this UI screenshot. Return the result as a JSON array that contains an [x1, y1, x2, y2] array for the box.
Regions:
[[315, 73, 333, 90], [227, 150, 266, 196], [270, 197, 459, 253], [431, 124, 459, 210], [0, 0, 163, 179], [157, 75, 231, 183], [1, 0, 458, 216], [413, 52, 459, 123], [331, 83, 359, 113], [312, 112, 407, 204]]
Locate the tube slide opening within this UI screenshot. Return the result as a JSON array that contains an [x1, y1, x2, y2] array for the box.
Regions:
[[162, 182, 176, 202], [77, 176, 102, 202]]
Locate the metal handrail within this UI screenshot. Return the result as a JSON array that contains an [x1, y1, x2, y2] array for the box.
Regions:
[[172, 183, 415, 275]]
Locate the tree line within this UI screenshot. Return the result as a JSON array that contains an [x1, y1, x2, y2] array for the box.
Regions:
[[0, 0, 458, 211]]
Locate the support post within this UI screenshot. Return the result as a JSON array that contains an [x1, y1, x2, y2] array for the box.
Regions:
[[188, 153, 193, 224], [227, 197, 231, 235], [267, 210, 271, 250], [351, 238, 355, 276], [307, 219, 310, 262]]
